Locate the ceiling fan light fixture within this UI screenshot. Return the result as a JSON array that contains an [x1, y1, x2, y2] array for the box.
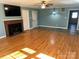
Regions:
[[41, 4, 46, 9]]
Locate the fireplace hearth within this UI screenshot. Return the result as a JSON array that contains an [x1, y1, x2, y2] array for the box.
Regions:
[[4, 20, 23, 36]]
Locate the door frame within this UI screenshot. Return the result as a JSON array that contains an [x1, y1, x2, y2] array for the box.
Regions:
[[31, 10, 38, 28], [67, 9, 79, 30], [21, 9, 30, 30]]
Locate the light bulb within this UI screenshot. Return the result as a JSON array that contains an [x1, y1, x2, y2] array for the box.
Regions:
[[41, 4, 46, 9], [52, 11, 56, 15], [5, 7, 8, 10]]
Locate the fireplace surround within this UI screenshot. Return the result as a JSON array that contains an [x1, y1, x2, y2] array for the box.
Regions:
[[4, 20, 23, 36]]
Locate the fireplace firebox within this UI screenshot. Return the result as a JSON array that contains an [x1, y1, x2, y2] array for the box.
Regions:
[[4, 20, 23, 36]]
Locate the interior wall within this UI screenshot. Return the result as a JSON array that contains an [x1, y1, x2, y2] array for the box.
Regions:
[[0, 4, 6, 37], [38, 8, 79, 30], [38, 8, 69, 29], [0, 3, 79, 37], [0, 4, 22, 37], [0, 4, 38, 37]]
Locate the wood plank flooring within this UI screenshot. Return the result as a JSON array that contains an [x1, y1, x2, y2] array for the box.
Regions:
[[0, 27, 79, 59]]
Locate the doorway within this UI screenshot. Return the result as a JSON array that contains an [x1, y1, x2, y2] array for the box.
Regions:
[[21, 9, 30, 30], [68, 10, 79, 33], [32, 10, 38, 28]]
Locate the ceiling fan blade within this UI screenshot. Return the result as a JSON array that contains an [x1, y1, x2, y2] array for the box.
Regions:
[[46, 4, 53, 7], [42, 1, 46, 4], [31, 0, 54, 8], [48, 4, 53, 6]]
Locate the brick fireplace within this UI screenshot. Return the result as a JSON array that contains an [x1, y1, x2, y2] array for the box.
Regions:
[[4, 20, 23, 36]]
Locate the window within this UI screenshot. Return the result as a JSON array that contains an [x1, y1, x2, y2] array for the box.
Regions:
[[72, 12, 78, 18]]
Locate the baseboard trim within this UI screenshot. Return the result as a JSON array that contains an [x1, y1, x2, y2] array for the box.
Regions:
[[38, 25, 68, 29], [24, 26, 38, 31], [30, 27, 35, 30], [0, 35, 6, 39], [77, 28, 79, 30], [30, 26, 39, 29]]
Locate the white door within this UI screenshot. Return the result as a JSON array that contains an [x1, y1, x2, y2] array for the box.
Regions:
[[21, 9, 30, 30], [32, 10, 38, 28]]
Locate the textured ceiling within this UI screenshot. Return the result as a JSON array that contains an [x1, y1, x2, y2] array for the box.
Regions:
[[0, 0, 79, 8]]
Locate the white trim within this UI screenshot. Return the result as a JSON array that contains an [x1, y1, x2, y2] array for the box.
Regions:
[[77, 18, 79, 30], [77, 17, 79, 30], [30, 26, 38, 29], [30, 27, 35, 30], [77, 29, 79, 30], [0, 35, 6, 39], [39, 25, 67, 29], [21, 9, 30, 31], [77, 26, 79, 30], [24, 26, 38, 31], [67, 8, 70, 30]]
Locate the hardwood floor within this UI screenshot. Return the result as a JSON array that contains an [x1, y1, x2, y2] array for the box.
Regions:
[[0, 27, 79, 59]]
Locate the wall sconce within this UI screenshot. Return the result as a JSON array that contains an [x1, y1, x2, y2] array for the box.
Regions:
[[52, 8, 57, 15], [41, 4, 46, 9], [52, 11, 56, 15]]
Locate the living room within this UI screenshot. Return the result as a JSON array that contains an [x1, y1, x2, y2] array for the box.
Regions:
[[0, 0, 79, 59]]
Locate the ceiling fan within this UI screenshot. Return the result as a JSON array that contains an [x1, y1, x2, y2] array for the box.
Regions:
[[34, 1, 53, 9]]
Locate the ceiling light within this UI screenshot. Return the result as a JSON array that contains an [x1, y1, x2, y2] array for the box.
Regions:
[[41, 4, 46, 9], [5, 7, 8, 10]]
